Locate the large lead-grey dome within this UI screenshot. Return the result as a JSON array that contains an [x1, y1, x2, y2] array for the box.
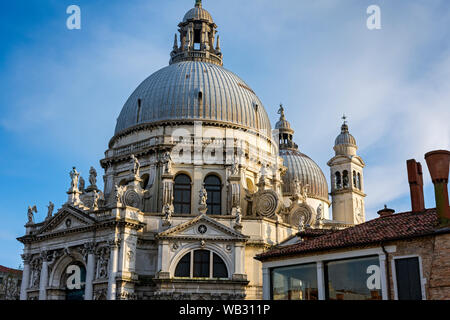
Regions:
[[114, 61, 272, 137]]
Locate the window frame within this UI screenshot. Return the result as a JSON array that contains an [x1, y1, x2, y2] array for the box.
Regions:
[[173, 249, 229, 280], [391, 255, 426, 300], [203, 174, 222, 215], [173, 173, 192, 214]]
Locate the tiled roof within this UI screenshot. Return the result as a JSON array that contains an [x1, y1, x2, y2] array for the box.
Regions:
[[0, 265, 22, 275], [256, 208, 447, 261]]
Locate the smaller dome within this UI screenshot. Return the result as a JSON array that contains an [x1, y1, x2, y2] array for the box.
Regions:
[[280, 149, 329, 202], [183, 2, 213, 23], [335, 123, 356, 146]]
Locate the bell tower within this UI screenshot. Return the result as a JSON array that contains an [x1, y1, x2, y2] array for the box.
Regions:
[[327, 116, 366, 225], [170, 0, 223, 66]]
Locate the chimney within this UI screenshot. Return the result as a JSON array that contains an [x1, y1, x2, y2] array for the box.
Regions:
[[378, 205, 395, 217], [406, 159, 425, 212], [424, 150, 450, 226]]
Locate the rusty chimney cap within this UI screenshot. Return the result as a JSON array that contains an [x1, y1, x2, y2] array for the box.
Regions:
[[378, 204, 395, 217], [424, 150, 450, 183]]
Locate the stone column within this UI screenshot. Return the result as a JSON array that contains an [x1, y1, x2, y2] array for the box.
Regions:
[[20, 254, 32, 300], [316, 261, 325, 300], [232, 243, 246, 280], [39, 253, 49, 300], [262, 267, 270, 300], [156, 240, 170, 279], [84, 250, 96, 300], [379, 253, 388, 300], [107, 239, 120, 300]]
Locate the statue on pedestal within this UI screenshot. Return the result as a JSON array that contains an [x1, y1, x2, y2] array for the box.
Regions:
[[199, 186, 208, 206], [89, 166, 97, 188], [27, 205, 37, 224], [46, 201, 54, 220], [92, 190, 100, 210], [162, 151, 173, 174], [114, 185, 125, 205], [79, 176, 85, 192], [130, 154, 140, 177], [69, 167, 80, 192]]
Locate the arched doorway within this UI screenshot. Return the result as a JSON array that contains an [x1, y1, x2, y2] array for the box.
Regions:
[[62, 261, 86, 300]]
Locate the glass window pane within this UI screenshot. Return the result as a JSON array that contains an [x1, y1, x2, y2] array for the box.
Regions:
[[213, 253, 228, 278], [193, 250, 210, 278], [271, 263, 318, 300], [395, 257, 422, 300], [325, 256, 382, 300], [175, 253, 191, 277], [174, 174, 191, 214]]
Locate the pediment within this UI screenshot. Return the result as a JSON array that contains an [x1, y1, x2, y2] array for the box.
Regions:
[[37, 204, 97, 235], [156, 214, 248, 241]]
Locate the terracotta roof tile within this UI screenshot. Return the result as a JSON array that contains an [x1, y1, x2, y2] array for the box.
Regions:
[[256, 208, 444, 261], [0, 265, 22, 275]]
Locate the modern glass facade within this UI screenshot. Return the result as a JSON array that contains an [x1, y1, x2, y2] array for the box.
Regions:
[[325, 255, 382, 300], [269, 255, 382, 300], [271, 263, 318, 300]]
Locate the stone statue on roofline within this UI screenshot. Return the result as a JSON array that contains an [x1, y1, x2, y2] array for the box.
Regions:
[[27, 205, 37, 224], [69, 167, 80, 192], [46, 201, 54, 220], [89, 166, 97, 187]]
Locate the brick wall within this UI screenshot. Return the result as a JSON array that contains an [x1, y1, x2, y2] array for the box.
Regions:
[[386, 233, 450, 300]]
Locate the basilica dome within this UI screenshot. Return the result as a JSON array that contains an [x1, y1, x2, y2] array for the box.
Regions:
[[114, 61, 271, 137], [280, 149, 329, 202]]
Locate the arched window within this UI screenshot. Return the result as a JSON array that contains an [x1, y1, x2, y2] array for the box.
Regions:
[[204, 175, 221, 215], [357, 173, 362, 190], [174, 174, 191, 214], [174, 249, 228, 279], [335, 172, 342, 189], [343, 170, 349, 188], [353, 171, 357, 188]]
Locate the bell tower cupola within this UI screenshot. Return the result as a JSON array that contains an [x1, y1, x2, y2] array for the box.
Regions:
[[327, 115, 366, 225], [170, 0, 223, 66]]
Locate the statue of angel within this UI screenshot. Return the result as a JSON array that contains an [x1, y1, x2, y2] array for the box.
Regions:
[[27, 205, 37, 224], [114, 185, 125, 204]]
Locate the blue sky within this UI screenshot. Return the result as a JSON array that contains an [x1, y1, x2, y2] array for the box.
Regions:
[[0, 0, 449, 268]]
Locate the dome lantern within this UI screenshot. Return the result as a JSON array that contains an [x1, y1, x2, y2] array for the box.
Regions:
[[275, 104, 297, 150], [170, 0, 223, 66]]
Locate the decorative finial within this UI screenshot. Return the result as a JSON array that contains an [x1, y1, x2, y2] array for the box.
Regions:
[[215, 34, 221, 51], [341, 114, 349, 132], [195, 0, 202, 8], [173, 34, 178, 50]]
